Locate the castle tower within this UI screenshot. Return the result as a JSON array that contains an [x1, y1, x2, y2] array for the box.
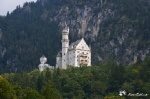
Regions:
[[61, 23, 69, 69], [38, 55, 47, 71]]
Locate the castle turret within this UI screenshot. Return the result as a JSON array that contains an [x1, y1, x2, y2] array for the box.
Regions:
[[61, 23, 69, 69], [38, 55, 47, 71], [56, 51, 62, 68], [38, 55, 53, 71]]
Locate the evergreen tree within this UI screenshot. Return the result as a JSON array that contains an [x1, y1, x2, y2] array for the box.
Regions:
[[41, 80, 62, 99], [0, 76, 17, 99]]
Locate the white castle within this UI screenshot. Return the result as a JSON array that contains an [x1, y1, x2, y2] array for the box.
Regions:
[[56, 24, 91, 69], [38, 24, 91, 71]]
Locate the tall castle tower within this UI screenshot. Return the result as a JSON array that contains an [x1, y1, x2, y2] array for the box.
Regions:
[[61, 23, 69, 69]]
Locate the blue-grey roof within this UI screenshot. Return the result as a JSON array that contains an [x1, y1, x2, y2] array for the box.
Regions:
[[69, 39, 82, 49], [57, 51, 62, 57]]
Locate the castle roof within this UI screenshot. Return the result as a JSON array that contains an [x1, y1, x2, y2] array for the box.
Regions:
[[40, 55, 47, 64], [69, 39, 82, 50], [56, 51, 62, 57]]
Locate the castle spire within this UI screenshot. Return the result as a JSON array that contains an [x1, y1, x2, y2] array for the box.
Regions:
[[62, 22, 69, 33], [64, 22, 67, 29]]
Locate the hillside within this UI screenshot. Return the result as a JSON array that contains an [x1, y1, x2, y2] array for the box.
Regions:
[[1, 58, 150, 99], [0, 0, 150, 73]]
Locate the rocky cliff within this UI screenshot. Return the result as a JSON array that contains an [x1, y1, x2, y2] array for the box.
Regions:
[[0, 0, 149, 72]]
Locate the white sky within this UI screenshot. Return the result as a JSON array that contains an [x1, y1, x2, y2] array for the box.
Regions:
[[0, 0, 37, 16]]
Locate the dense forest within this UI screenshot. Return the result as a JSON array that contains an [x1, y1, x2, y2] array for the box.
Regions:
[[0, 0, 149, 73], [0, 0, 150, 99], [0, 58, 150, 99]]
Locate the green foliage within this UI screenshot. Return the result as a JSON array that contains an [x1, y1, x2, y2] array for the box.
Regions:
[[0, 58, 150, 99], [0, 76, 17, 99], [104, 96, 125, 99], [24, 87, 43, 99], [41, 80, 62, 99], [13, 85, 25, 99]]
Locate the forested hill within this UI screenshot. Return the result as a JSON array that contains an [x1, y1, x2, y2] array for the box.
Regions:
[[0, 0, 150, 73], [1, 58, 150, 99]]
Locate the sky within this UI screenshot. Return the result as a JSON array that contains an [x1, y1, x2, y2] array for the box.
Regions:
[[0, 0, 37, 16]]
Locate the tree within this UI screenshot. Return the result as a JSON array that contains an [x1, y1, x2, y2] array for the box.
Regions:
[[41, 80, 62, 99], [139, 58, 150, 82], [63, 79, 84, 99], [13, 85, 25, 99], [0, 76, 17, 99], [104, 96, 125, 99], [25, 87, 43, 99], [108, 62, 125, 92], [142, 82, 150, 94]]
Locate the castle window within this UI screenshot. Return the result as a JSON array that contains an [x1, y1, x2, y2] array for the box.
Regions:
[[85, 56, 87, 58]]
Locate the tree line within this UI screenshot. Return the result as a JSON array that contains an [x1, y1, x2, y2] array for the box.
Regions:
[[0, 58, 150, 99]]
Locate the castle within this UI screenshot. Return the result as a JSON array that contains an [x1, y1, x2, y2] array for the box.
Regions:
[[56, 25, 91, 69], [38, 24, 91, 71]]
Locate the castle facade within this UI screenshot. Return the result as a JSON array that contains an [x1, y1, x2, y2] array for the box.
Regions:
[[56, 25, 91, 69]]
